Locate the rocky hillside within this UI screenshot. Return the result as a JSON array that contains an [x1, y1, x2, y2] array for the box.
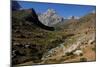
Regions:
[[38, 9, 63, 26], [38, 12, 96, 64], [12, 8, 65, 65]]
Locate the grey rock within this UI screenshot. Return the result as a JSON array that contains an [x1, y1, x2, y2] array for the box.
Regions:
[[38, 9, 63, 26]]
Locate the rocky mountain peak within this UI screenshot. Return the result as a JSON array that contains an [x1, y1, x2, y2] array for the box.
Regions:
[[45, 9, 56, 15], [38, 9, 63, 26]]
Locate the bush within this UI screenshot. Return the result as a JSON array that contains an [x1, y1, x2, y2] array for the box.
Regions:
[[65, 52, 74, 56], [80, 57, 87, 62], [92, 47, 96, 51]]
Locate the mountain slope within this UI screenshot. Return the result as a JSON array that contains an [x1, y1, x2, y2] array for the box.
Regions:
[[37, 13, 96, 64], [12, 8, 64, 65], [55, 13, 95, 32]]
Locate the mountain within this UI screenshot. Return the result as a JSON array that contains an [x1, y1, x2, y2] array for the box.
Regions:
[[40, 12, 96, 64], [55, 13, 95, 31], [67, 16, 80, 19], [38, 9, 63, 26], [12, 8, 64, 65]]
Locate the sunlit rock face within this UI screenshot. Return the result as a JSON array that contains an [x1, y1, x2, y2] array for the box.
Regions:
[[38, 9, 63, 26]]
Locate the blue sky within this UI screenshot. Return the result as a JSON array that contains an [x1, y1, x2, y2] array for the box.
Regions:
[[17, 1, 96, 18]]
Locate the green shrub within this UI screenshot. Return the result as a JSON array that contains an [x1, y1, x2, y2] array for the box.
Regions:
[[80, 57, 87, 62]]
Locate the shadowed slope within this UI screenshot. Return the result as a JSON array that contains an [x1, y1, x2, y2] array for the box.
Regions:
[[24, 8, 55, 31]]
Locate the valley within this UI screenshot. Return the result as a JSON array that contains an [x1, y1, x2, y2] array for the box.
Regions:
[[12, 2, 96, 66]]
